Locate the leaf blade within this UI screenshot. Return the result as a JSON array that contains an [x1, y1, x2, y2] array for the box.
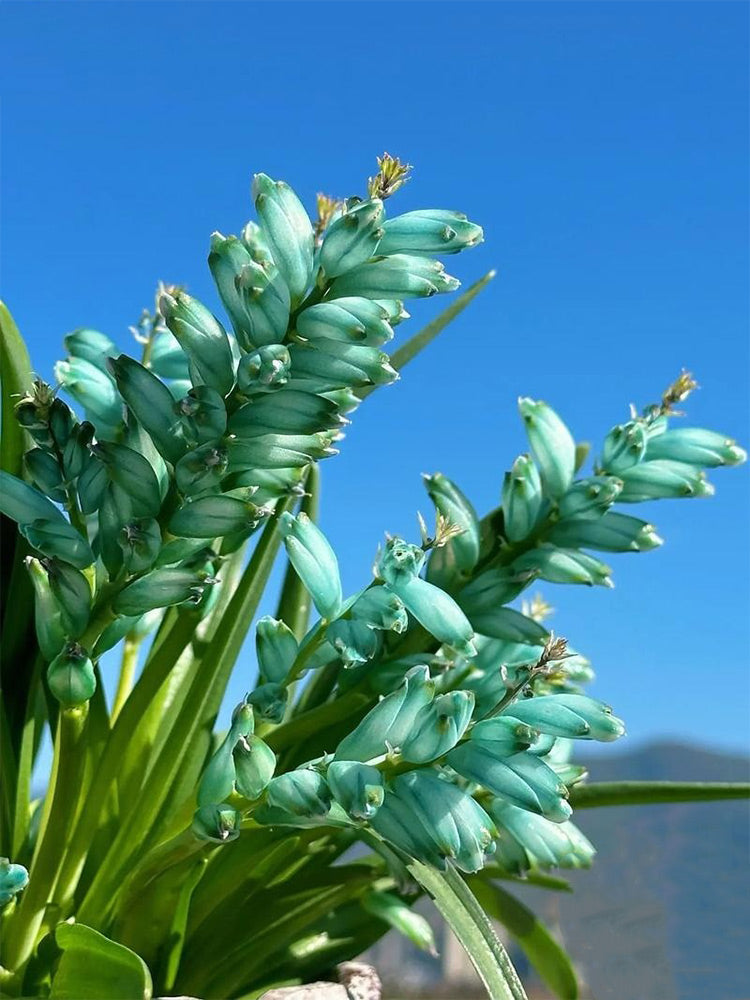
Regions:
[[408, 858, 528, 1000], [569, 781, 750, 808], [51, 922, 152, 1000], [470, 879, 579, 1000]]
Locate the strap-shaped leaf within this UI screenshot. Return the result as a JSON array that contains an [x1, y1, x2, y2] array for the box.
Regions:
[[470, 878, 579, 1000], [51, 922, 152, 1000], [569, 780, 750, 808], [0, 300, 32, 476], [408, 858, 528, 1000], [357, 270, 496, 400]]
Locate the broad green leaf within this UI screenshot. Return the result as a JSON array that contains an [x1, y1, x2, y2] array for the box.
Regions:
[[408, 858, 528, 1000], [569, 780, 750, 808], [470, 879, 579, 1000], [357, 270, 496, 400], [51, 922, 152, 1000], [0, 300, 32, 476]]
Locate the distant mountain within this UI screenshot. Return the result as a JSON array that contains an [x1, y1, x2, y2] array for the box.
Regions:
[[499, 741, 750, 1000], [373, 741, 750, 1000]]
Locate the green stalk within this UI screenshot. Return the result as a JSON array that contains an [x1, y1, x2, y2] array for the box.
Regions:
[[76, 501, 293, 927], [3, 706, 89, 974], [50, 609, 202, 913], [111, 636, 140, 723]]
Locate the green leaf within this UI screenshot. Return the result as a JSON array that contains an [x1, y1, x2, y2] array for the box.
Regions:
[[569, 780, 750, 808], [0, 300, 32, 476], [408, 858, 528, 1000], [469, 879, 579, 1000], [51, 922, 152, 1000], [356, 270, 496, 400]]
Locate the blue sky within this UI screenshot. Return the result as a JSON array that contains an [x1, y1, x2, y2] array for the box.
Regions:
[[3, 2, 748, 757]]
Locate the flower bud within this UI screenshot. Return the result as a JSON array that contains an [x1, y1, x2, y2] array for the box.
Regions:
[[230, 389, 343, 438], [247, 682, 288, 724], [46, 559, 92, 637], [175, 443, 228, 498], [63, 327, 117, 370], [350, 586, 408, 633], [645, 427, 746, 467], [234, 259, 292, 349], [401, 690, 474, 764], [378, 209, 483, 257], [236, 344, 291, 396], [334, 665, 435, 762], [252, 173, 315, 307], [389, 575, 476, 658], [423, 473, 480, 573], [548, 511, 662, 552], [617, 459, 714, 502], [54, 356, 123, 429], [390, 771, 496, 873], [241, 220, 274, 267], [320, 198, 384, 277], [518, 398, 576, 500], [159, 290, 234, 397], [93, 442, 163, 518], [468, 717, 536, 756], [149, 330, 190, 381], [47, 643, 96, 707], [447, 746, 571, 822], [600, 421, 648, 474], [208, 232, 260, 343], [557, 475, 623, 520], [265, 768, 332, 820], [61, 421, 95, 482], [227, 432, 335, 471], [175, 385, 228, 446], [504, 693, 625, 742], [0, 470, 68, 527], [327, 761, 384, 820], [26, 558, 66, 661], [458, 568, 533, 617], [487, 801, 595, 870], [279, 512, 342, 620], [362, 891, 437, 955], [118, 519, 162, 575], [327, 618, 381, 668], [20, 519, 95, 570], [373, 537, 425, 587], [24, 449, 66, 502], [288, 341, 398, 388], [501, 454, 543, 542], [113, 566, 210, 616], [169, 493, 264, 539], [256, 616, 298, 684], [192, 804, 241, 843], [0, 858, 29, 908], [513, 545, 613, 587], [233, 734, 276, 800], [370, 791, 445, 869], [466, 606, 548, 645], [295, 297, 394, 347], [108, 355, 187, 465], [330, 254, 460, 300]]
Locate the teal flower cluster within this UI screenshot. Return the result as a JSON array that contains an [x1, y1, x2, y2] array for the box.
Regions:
[[193, 374, 744, 872], [0, 158, 746, 999]]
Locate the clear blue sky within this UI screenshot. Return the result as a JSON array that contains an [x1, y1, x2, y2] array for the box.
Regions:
[[3, 2, 748, 756]]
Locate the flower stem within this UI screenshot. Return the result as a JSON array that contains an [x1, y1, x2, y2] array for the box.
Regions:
[[111, 635, 140, 722]]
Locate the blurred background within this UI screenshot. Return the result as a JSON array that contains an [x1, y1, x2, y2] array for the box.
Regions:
[[2, 2, 748, 997]]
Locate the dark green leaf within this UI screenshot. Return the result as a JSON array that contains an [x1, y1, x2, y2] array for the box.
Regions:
[[0, 300, 32, 477]]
